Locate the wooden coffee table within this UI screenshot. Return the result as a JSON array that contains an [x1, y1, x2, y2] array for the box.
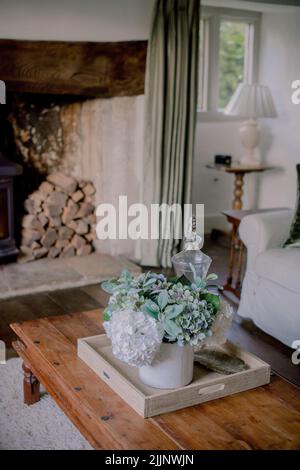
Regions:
[[11, 310, 300, 450]]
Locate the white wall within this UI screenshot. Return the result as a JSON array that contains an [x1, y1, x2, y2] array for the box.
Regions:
[[193, 121, 238, 232], [192, 120, 260, 233], [257, 12, 300, 209], [0, 0, 155, 41], [193, 5, 300, 233]]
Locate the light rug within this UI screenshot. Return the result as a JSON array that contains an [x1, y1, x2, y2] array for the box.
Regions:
[[0, 358, 92, 450]]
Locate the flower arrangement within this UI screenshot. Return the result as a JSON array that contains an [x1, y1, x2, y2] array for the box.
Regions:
[[102, 268, 233, 368]]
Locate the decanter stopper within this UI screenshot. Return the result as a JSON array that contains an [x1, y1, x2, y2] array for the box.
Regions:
[[171, 216, 212, 281], [184, 215, 204, 251]]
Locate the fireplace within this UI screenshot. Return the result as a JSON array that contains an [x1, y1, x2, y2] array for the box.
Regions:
[[0, 150, 22, 261], [0, 38, 146, 262]]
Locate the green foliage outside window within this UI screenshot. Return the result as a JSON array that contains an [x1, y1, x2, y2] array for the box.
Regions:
[[218, 21, 246, 109]]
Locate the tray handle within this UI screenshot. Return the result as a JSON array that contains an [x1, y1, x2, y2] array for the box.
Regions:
[[198, 383, 225, 395]]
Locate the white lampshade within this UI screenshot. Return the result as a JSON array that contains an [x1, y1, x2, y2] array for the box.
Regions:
[[223, 83, 277, 119]]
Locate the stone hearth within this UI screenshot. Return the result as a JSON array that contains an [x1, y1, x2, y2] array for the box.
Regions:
[[0, 252, 140, 300]]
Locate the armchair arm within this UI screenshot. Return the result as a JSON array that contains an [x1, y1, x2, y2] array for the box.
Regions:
[[239, 209, 294, 272]]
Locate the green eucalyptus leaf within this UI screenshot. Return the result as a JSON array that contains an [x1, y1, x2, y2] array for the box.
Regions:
[[206, 273, 218, 281], [142, 306, 159, 319], [196, 278, 207, 289], [163, 319, 182, 338], [144, 278, 157, 287], [142, 299, 160, 319], [145, 299, 160, 312], [167, 275, 178, 284], [103, 307, 111, 322], [164, 304, 185, 319], [201, 293, 221, 314], [176, 275, 191, 286], [101, 280, 118, 294], [145, 308, 159, 319], [121, 269, 132, 279], [117, 282, 131, 289], [157, 290, 168, 309]]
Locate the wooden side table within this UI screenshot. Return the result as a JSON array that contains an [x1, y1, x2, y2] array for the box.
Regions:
[[207, 164, 274, 210], [222, 208, 288, 299]]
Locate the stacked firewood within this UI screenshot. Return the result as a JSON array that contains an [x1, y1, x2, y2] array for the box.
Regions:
[[20, 172, 96, 261]]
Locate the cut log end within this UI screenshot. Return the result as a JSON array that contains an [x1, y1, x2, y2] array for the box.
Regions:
[[19, 173, 96, 262]]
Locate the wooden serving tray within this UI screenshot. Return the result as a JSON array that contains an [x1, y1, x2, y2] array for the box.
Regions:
[[77, 334, 270, 418]]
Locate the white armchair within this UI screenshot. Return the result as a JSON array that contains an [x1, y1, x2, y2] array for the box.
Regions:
[[238, 209, 300, 347]]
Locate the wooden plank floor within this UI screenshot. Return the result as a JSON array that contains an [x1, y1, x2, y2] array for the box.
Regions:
[[0, 285, 107, 358], [0, 238, 299, 387]]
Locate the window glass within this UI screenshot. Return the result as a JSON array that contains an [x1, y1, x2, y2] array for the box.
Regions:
[[218, 21, 248, 109]]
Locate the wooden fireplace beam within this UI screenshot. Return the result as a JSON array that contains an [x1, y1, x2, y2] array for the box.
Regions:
[[0, 39, 147, 98]]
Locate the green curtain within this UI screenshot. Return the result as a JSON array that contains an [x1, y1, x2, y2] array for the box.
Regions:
[[141, 0, 200, 267]]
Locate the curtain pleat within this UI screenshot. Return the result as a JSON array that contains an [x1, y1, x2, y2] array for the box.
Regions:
[[141, 0, 200, 267]]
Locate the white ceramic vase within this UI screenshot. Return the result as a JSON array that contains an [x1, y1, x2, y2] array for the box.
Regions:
[[138, 342, 194, 389]]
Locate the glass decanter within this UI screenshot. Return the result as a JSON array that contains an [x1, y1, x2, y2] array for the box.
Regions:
[[171, 216, 212, 282]]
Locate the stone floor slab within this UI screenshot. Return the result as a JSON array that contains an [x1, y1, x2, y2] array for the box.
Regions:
[[0, 253, 140, 300], [64, 253, 140, 278]]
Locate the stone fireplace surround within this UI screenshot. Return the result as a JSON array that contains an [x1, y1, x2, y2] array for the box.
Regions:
[[0, 39, 146, 264], [7, 92, 145, 263]]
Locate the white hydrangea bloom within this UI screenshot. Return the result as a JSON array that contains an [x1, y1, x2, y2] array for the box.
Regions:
[[104, 309, 164, 367]]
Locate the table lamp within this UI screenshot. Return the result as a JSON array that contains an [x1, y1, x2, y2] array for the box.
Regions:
[[223, 83, 277, 166]]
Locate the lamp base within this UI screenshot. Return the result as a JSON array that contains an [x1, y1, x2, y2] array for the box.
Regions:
[[239, 155, 260, 167], [239, 119, 261, 167]]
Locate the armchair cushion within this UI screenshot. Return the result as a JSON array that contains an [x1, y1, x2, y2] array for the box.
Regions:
[[239, 209, 294, 272], [256, 248, 300, 295]]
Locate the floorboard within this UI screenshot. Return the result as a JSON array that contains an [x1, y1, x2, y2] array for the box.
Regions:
[[17, 293, 67, 317], [47, 288, 101, 313], [81, 284, 110, 307]]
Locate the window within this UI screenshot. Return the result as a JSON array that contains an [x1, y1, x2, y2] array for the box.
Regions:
[[198, 7, 261, 119]]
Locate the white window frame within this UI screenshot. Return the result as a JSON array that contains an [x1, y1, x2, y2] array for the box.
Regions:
[[198, 6, 261, 122]]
